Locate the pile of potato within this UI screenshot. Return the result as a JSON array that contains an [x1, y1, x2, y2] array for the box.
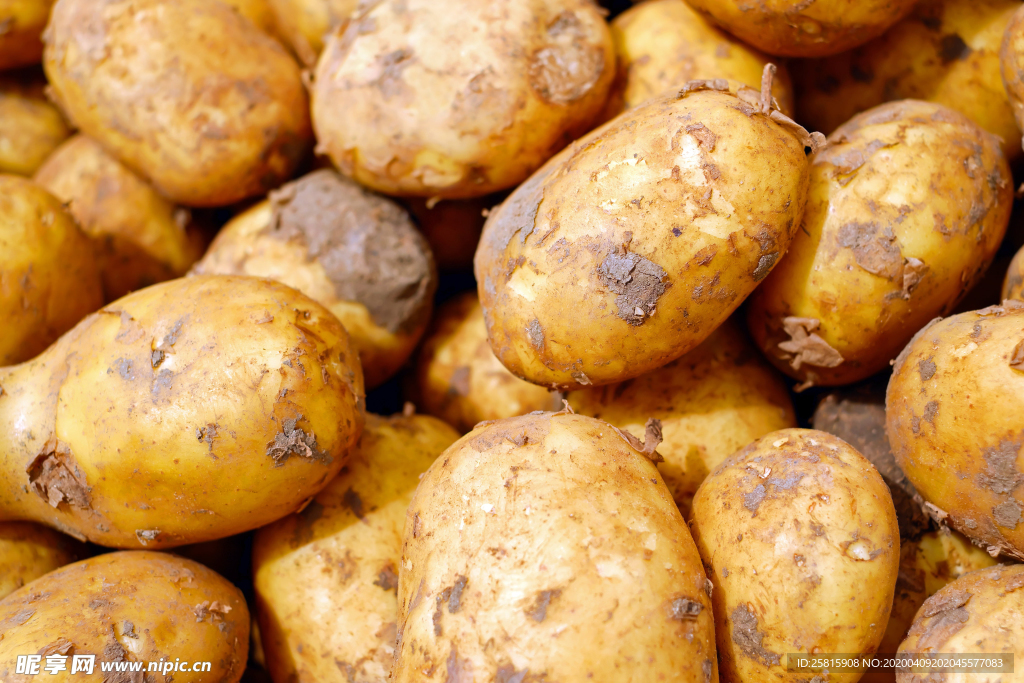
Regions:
[[2, 0, 1024, 682]]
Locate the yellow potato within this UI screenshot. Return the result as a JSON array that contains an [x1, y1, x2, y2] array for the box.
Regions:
[[1005, 3, 1024, 153], [0, 0, 55, 70], [748, 101, 1012, 387], [312, 0, 615, 199], [794, 0, 1021, 161], [691, 428, 900, 683], [0, 275, 365, 548], [0, 174, 103, 366], [254, 412, 459, 683], [266, 0, 358, 66], [395, 412, 718, 682], [412, 293, 557, 433], [1006, 244, 1024, 300], [192, 169, 437, 389], [0, 551, 249, 683], [402, 196, 490, 272], [887, 301, 1024, 560], [476, 76, 813, 390], [222, 0, 279, 36], [0, 71, 70, 176], [43, 0, 311, 207], [0, 521, 83, 599], [568, 317, 796, 517]]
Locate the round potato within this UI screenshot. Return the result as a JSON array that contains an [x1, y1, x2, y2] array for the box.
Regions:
[[43, 0, 311, 207], [1006, 244, 1024, 300], [568, 317, 796, 517], [886, 302, 1024, 560], [312, 0, 615, 199], [0, 275, 365, 548], [192, 169, 436, 389], [254, 412, 459, 683], [794, 0, 1022, 161], [748, 101, 1012, 388], [0, 71, 70, 176], [413, 293, 556, 433], [0, 521, 83, 600], [691, 428, 900, 683], [0, 175, 103, 366], [402, 196, 490, 272], [266, 0, 358, 66], [0, 551, 249, 683], [0, 0, 55, 70], [476, 75, 814, 390]]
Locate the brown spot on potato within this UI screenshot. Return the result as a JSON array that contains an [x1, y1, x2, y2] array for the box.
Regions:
[[731, 604, 780, 666], [917, 588, 971, 650], [685, 123, 717, 151], [446, 645, 473, 683], [918, 357, 937, 380], [375, 48, 414, 101], [374, 563, 399, 593], [744, 484, 767, 513], [752, 252, 779, 281], [525, 589, 561, 622], [922, 401, 939, 424], [526, 319, 544, 351], [496, 664, 529, 683], [901, 257, 927, 298], [939, 34, 971, 64], [976, 436, 1024, 495], [528, 12, 604, 105], [837, 221, 904, 280], [993, 499, 1022, 529], [597, 251, 668, 325], [778, 317, 844, 370], [343, 488, 365, 519], [41, 638, 75, 656], [266, 415, 331, 466], [27, 440, 91, 509], [669, 597, 702, 620]]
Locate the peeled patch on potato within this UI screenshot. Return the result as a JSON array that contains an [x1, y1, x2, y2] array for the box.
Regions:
[[0, 72, 70, 176], [0, 521, 84, 600]]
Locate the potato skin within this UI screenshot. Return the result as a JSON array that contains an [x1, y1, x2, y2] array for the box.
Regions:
[[0, 551, 249, 683], [266, 0, 358, 66], [886, 302, 1024, 560], [0, 275, 365, 548], [312, 0, 615, 199], [1006, 244, 1024, 300], [1005, 4, 1024, 152], [568, 317, 796, 517], [0, 175, 103, 366], [0, 521, 83, 599], [748, 101, 1012, 387], [254, 413, 459, 683], [0, 0, 55, 70], [476, 83, 810, 390], [395, 412, 718, 683], [43, 0, 311, 207], [0, 72, 70, 176]]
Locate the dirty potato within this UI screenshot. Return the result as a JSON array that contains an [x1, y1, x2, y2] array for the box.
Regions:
[[568, 317, 796, 517], [886, 302, 1024, 560], [476, 75, 814, 390], [748, 101, 1012, 388], [1006, 244, 1024, 300], [254, 412, 459, 683], [43, 0, 311, 207], [192, 169, 436, 389], [0, 0, 55, 70], [312, 0, 615, 199], [0, 551, 249, 683], [266, 0, 358, 66], [690, 428, 900, 683], [0, 275, 365, 548], [413, 293, 556, 433], [0, 72, 70, 176], [402, 196, 491, 272], [394, 412, 718, 682], [0, 175, 103, 366], [0, 521, 83, 599]]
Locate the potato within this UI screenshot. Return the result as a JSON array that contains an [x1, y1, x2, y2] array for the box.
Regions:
[[254, 412, 459, 683], [192, 169, 436, 389], [1006, 3, 1024, 152], [886, 301, 1024, 560], [794, 0, 1021, 161], [43, 0, 311, 207], [413, 293, 556, 433], [0, 72, 70, 176], [0, 275, 365, 548], [402, 196, 490, 272], [395, 411, 718, 682], [0, 551, 249, 683], [603, 0, 794, 119], [312, 0, 615, 199], [266, 0, 358, 66], [567, 317, 796, 517], [476, 74, 814, 390], [0, 521, 83, 599], [0, 175, 103, 366], [0, 0, 54, 70], [748, 101, 1012, 388], [691, 428, 900, 683], [682, 0, 916, 58], [1006, 244, 1024, 300], [222, 0, 279, 37]]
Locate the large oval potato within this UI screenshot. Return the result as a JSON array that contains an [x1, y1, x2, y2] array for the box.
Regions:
[[0, 72, 70, 176], [0, 275, 365, 548], [254, 412, 459, 683], [691, 428, 900, 683], [1006, 244, 1024, 300], [0, 175, 103, 366], [568, 317, 796, 517], [887, 302, 1024, 560], [0, 551, 249, 683], [43, 0, 311, 207], [266, 0, 358, 66], [395, 412, 718, 682], [476, 77, 813, 390], [0, 521, 83, 599], [748, 101, 1012, 387], [0, 0, 55, 70], [192, 169, 436, 389], [312, 0, 615, 199]]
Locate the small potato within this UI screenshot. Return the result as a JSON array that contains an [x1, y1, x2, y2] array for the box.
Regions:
[[0, 551, 249, 683], [395, 412, 718, 682], [0, 521, 83, 599], [748, 101, 1012, 387], [0, 175, 103, 366], [312, 0, 615, 199], [413, 293, 556, 433], [568, 317, 796, 517], [0, 0, 55, 70], [402, 196, 490, 272], [192, 169, 436, 389], [0, 275, 365, 548], [476, 76, 813, 390], [691, 428, 900, 683], [44, 0, 311, 207], [254, 412, 459, 683], [1006, 244, 1024, 300], [0, 72, 70, 176], [886, 302, 1024, 560], [266, 0, 358, 66]]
